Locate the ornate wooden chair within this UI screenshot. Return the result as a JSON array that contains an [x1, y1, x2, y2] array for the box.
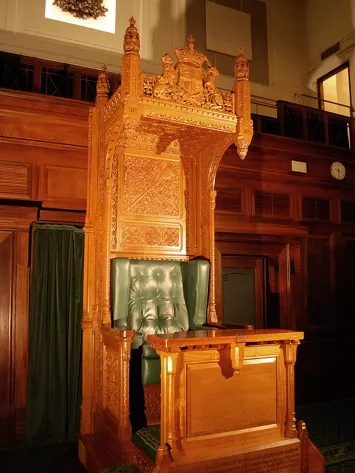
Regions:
[[79, 17, 324, 473]]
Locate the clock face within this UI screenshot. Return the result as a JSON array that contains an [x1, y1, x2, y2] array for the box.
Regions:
[[330, 161, 346, 180]]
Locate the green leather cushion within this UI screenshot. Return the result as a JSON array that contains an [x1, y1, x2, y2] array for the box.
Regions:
[[181, 259, 210, 329], [142, 343, 160, 384], [142, 357, 160, 385], [142, 343, 159, 359]]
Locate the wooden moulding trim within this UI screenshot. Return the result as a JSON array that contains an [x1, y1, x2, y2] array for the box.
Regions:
[[0, 206, 37, 227], [38, 209, 86, 224], [0, 89, 91, 112], [0, 136, 88, 152], [215, 212, 309, 237], [0, 108, 89, 127]]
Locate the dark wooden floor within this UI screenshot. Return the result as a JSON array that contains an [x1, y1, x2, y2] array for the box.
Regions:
[[0, 443, 87, 473]]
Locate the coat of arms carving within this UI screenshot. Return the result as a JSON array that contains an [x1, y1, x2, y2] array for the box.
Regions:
[[143, 35, 231, 112], [53, 0, 108, 20]]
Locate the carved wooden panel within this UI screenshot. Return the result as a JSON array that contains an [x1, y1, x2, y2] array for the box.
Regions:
[[43, 165, 87, 210], [115, 154, 185, 256], [144, 384, 161, 426], [0, 161, 32, 199], [121, 223, 180, 248], [103, 346, 118, 418], [122, 156, 180, 217], [186, 359, 277, 437]]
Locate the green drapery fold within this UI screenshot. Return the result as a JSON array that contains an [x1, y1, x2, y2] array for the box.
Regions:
[[26, 224, 84, 445]]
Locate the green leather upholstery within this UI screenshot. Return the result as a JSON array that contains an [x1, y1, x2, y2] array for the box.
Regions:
[[181, 259, 210, 330], [111, 258, 210, 385]]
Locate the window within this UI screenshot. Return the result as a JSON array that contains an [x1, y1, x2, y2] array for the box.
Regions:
[[254, 191, 290, 218], [318, 63, 352, 117], [302, 197, 330, 221]]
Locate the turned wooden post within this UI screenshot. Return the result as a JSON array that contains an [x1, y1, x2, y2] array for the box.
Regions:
[[157, 350, 180, 459], [282, 340, 299, 438]]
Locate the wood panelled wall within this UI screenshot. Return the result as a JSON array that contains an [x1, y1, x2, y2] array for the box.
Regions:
[[216, 134, 355, 330], [215, 134, 355, 404], [1, 88, 355, 444], [0, 90, 89, 445]]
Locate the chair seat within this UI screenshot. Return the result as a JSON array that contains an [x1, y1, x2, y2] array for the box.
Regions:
[[132, 425, 160, 461]]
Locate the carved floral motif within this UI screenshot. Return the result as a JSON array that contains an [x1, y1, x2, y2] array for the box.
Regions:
[[143, 110, 234, 132], [104, 347, 118, 417], [123, 156, 180, 216], [104, 88, 122, 124], [111, 150, 119, 249], [144, 386, 161, 425], [122, 224, 180, 248]]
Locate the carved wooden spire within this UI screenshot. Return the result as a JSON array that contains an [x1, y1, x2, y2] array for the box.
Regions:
[[96, 64, 110, 105], [123, 16, 140, 55], [234, 46, 249, 79], [233, 47, 253, 160], [121, 17, 142, 100]]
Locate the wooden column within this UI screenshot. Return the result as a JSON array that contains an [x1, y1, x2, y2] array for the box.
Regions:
[[157, 350, 180, 458], [282, 340, 299, 439]]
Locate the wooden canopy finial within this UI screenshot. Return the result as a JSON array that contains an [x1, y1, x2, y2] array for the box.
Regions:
[[124, 16, 140, 54]]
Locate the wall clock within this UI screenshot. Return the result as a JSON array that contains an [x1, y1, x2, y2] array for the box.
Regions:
[[330, 161, 346, 180], [53, 0, 108, 20]]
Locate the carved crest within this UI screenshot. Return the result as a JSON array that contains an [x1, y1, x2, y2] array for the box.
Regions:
[[143, 35, 229, 112], [53, 0, 108, 20]]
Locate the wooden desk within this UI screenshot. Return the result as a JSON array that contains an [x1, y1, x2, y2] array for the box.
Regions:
[[147, 329, 305, 472]]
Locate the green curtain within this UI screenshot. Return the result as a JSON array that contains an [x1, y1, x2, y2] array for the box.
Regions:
[[26, 224, 84, 445]]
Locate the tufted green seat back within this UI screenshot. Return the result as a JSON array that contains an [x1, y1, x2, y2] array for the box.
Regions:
[[111, 259, 190, 346], [111, 258, 210, 384], [128, 260, 189, 338]]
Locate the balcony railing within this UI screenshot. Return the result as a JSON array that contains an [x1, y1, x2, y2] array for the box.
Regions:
[[251, 96, 354, 150], [0, 51, 354, 151]]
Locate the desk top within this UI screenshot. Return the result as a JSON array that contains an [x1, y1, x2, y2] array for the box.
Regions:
[[147, 328, 304, 351]]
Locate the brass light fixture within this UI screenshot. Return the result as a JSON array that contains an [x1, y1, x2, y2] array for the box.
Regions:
[[53, 0, 108, 20]]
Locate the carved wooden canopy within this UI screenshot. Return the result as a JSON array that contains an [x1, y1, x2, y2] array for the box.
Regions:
[[84, 17, 253, 329]]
